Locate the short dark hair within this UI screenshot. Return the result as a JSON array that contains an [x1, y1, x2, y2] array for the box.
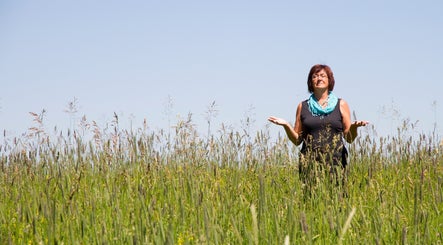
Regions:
[[307, 64, 335, 93]]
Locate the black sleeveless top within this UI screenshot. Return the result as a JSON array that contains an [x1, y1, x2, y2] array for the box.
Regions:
[[300, 99, 348, 167]]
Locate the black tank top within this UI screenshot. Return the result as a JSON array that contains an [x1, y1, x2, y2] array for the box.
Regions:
[[300, 99, 348, 167]]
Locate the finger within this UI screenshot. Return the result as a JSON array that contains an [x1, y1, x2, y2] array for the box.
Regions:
[[354, 120, 369, 125], [357, 121, 369, 126]]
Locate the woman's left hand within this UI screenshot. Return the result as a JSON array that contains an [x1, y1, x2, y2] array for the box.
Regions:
[[351, 121, 369, 128]]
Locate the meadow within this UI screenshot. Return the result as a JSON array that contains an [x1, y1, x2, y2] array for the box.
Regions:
[[0, 112, 442, 244]]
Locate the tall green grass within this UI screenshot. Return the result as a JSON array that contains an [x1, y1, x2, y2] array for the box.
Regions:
[[0, 112, 442, 244]]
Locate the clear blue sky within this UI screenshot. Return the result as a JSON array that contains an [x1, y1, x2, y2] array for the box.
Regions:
[[1, 0, 442, 139]]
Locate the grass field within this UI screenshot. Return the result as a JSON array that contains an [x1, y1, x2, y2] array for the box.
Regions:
[[1, 113, 442, 244]]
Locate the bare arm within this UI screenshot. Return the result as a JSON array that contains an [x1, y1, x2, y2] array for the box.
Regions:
[[340, 99, 369, 143], [268, 103, 303, 145]]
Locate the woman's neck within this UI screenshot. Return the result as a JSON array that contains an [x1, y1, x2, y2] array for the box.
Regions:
[[313, 90, 329, 101]]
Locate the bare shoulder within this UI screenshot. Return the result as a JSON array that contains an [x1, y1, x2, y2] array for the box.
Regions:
[[297, 101, 303, 109], [295, 101, 303, 113], [295, 102, 303, 120], [339, 99, 351, 117], [339, 99, 350, 109]]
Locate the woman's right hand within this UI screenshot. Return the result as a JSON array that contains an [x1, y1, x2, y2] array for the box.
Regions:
[[268, 115, 301, 145], [268, 116, 288, 126]]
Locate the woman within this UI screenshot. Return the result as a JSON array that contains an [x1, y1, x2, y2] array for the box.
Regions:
[[268, 64, 368, 186]]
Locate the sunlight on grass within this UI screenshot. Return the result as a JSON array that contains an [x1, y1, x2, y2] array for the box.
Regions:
[[0, 110, 442, 244]]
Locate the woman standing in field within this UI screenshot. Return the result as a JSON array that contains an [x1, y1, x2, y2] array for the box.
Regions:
[[268, 64, 368, 189]]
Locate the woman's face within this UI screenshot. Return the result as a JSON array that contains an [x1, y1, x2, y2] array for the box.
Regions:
[[311, 69, 329, 91]]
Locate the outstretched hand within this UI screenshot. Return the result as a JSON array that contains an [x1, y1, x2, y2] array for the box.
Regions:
[[351, 120, 369, 129], [268, 116, 289, 126], [268, 116, 300, 144], [346, 120, 369, 143]]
